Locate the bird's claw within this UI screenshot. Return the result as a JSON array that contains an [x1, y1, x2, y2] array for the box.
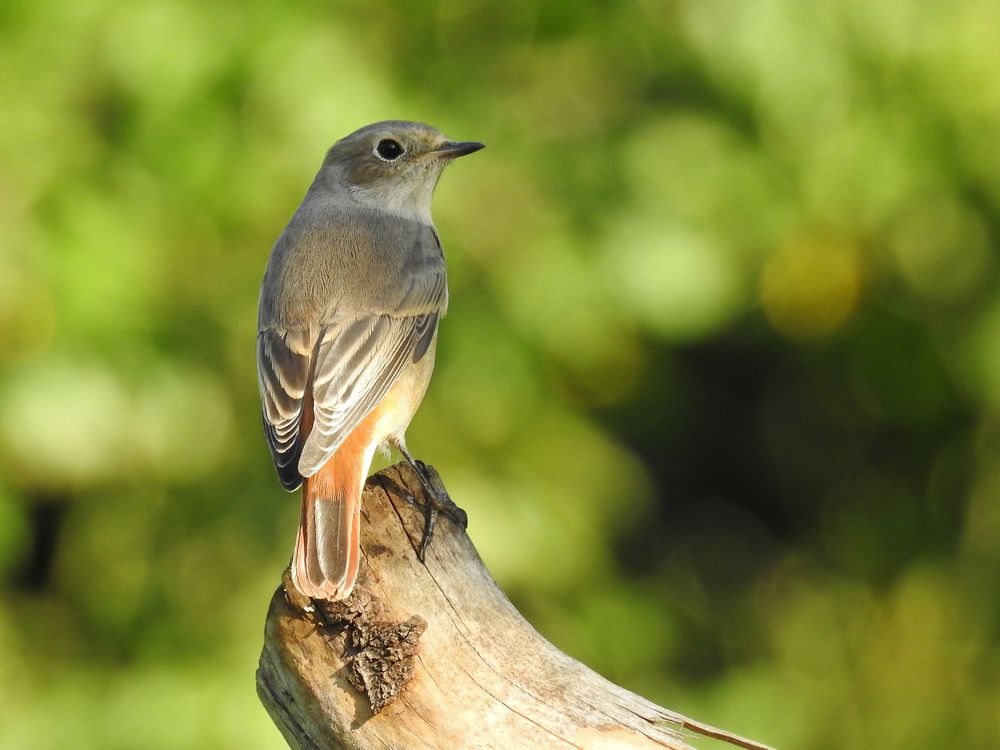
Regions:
[[395, 456, 468, 560]]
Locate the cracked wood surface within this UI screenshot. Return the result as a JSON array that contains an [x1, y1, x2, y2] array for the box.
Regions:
[[257, 461, 775, 750]]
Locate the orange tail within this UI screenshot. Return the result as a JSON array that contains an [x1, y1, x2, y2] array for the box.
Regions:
[[290, 437, 369, 601]]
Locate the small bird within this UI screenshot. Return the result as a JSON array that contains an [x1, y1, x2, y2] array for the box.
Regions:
[[257, 121, 483, 600]]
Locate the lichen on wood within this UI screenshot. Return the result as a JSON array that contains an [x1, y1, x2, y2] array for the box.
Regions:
[[317, 585, 427, 714]]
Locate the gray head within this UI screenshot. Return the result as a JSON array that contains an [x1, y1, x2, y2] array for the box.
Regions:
[[321, 120, 484, 223]]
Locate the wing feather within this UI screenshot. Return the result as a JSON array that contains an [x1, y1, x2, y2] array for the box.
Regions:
[[257, 328, 315, 490], [298, 313, 425, 475]]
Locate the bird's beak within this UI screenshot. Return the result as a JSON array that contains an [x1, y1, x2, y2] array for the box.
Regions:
[[433, 141, 486, 159]]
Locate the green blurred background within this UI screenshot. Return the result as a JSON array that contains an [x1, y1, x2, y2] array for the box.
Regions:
[[2, 0, 999, 747]]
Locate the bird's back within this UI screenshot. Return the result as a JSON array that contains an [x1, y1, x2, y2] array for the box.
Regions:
[[259, 190, 446, 331]]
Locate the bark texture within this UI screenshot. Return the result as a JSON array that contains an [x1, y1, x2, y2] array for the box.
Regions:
[[257, 462, 775, 750]]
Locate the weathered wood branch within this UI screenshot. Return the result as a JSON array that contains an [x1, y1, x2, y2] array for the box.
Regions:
[[257, 462, 775, 750]]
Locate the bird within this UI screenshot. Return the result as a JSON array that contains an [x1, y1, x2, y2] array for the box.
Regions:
[[257, 120, 483, 601]]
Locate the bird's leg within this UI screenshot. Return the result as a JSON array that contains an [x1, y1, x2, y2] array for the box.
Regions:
[[390, 439, 468, 561]]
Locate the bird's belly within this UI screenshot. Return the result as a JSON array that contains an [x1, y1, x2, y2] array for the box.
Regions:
[[370, 338, 437, 446]]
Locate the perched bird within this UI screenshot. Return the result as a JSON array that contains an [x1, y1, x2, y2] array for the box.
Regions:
[[257, 121, 483, 600]]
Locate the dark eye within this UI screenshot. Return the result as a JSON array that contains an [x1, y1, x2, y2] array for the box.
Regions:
[[375, 138, 404, 161]]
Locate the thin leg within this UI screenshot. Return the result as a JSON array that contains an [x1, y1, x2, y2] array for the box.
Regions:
[[390, 440, 468, 561]]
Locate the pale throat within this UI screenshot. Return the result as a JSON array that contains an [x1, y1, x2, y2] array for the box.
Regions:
[[348, 179, 437, 225]]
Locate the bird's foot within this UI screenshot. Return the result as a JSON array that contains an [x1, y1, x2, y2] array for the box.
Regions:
[[395, 454, 468, 561]]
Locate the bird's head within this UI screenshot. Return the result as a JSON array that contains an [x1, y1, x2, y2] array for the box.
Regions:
[[322, 120, 484, 223]]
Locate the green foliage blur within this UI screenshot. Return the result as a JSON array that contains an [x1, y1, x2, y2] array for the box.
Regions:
[[2, 1, 998, 747]]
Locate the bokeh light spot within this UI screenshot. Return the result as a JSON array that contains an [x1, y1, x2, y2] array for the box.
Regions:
[[0, 358, 130, 487], [608, 219, 744, 341], [760, 235, 862, 338]]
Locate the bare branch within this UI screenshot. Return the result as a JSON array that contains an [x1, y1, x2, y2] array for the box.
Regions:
[[257, 462, 775, 750]]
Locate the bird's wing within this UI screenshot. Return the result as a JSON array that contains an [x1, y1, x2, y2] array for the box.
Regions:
[[257, 326, 315, 490], [298, 308, 439, 475], [257, 257, 445, 489]]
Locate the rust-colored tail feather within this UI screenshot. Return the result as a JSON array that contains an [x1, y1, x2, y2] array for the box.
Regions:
[[290, 451, 363, 600]]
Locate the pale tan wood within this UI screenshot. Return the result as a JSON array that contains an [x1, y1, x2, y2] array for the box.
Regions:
[[257, 462, 775, 750]]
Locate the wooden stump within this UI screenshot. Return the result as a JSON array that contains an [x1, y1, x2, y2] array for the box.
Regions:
[[257, 462, 775, 750]]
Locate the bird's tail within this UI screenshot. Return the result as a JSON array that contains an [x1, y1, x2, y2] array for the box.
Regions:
[[290, 442, 367, 601]]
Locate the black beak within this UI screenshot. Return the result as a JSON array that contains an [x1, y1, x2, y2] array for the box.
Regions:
[[434, 140, 486, 159]]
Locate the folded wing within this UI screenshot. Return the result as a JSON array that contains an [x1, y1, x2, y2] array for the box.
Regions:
[[257, 259, 445, 489]]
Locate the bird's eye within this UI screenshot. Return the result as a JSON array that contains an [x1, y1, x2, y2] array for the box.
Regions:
[[375, 139, 404, 161]]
